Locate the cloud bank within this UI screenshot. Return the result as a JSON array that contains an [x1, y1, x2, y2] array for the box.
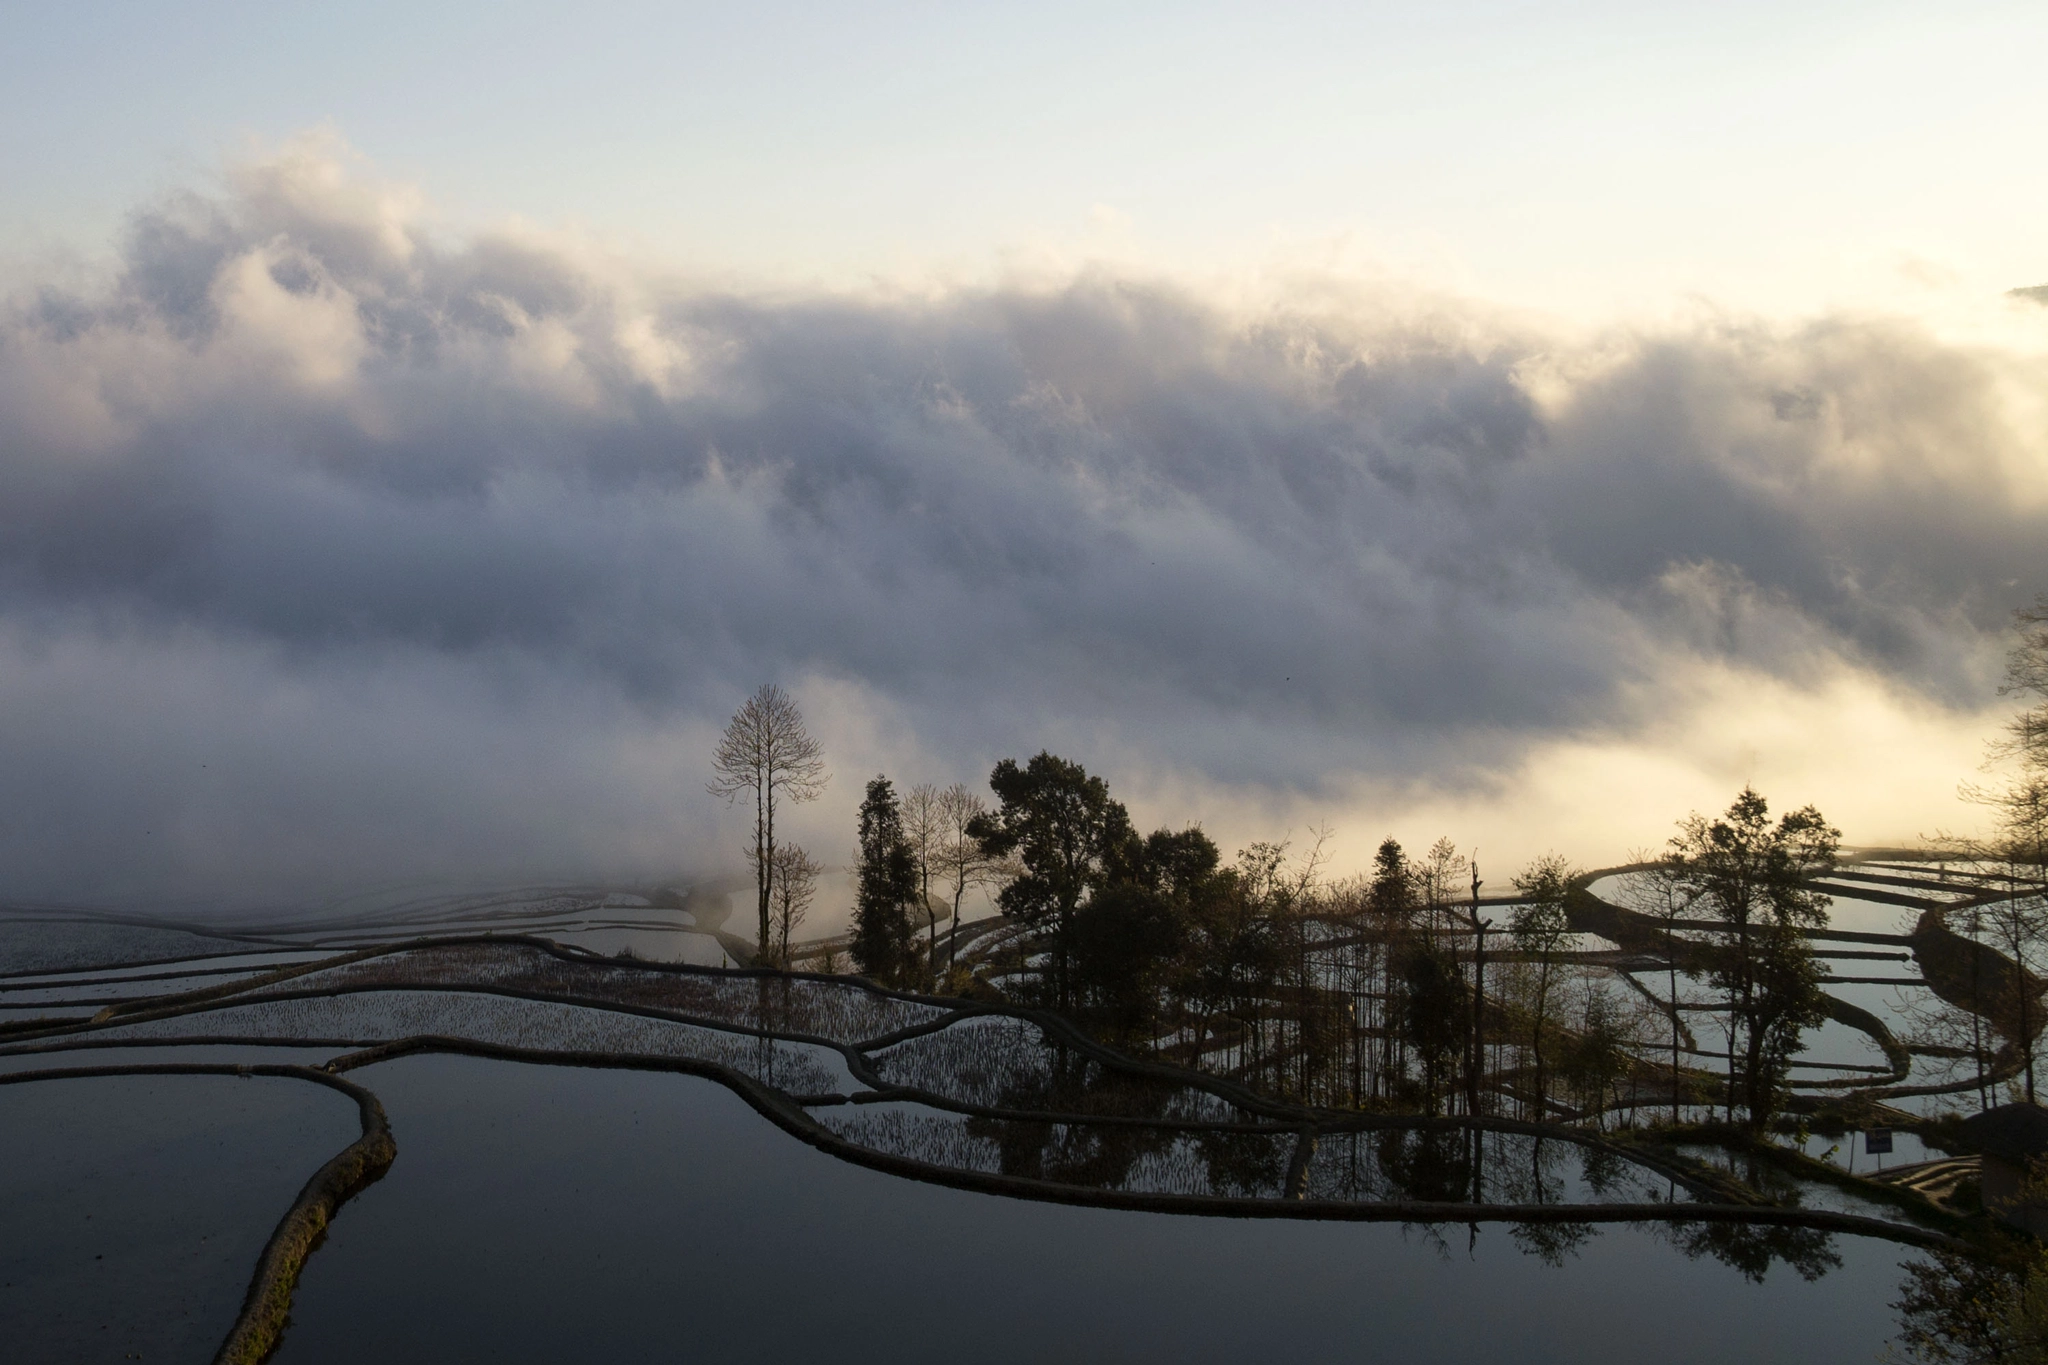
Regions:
[[2, 139, 2042, 912]]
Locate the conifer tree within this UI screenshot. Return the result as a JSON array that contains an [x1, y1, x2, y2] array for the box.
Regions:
[[853, 776, 917, 983]]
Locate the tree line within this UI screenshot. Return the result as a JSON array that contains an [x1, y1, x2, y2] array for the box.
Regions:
[[708, 596, 2048, 1137], [711, 688, 1848, 1133]]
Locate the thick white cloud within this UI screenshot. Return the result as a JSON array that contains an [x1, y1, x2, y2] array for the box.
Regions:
[[1, 141, 2040, 913]]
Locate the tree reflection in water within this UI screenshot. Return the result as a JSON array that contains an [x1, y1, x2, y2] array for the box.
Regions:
[[1663, 1221, 1843, 1284]]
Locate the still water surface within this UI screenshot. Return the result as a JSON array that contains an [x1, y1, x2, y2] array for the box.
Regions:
[[277, 1056, 1921, 1364], [0, 1073, 359, 1364]]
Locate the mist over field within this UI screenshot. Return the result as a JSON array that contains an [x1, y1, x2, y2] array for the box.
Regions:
[[1, 141, 2042, 913]]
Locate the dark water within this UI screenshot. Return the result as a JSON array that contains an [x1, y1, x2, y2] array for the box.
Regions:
[[0, 1073, 361, 1364], [276, 1056, 1920, 1364]]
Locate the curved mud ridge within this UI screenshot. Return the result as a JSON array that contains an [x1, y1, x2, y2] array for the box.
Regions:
[[0, 1062, 393, 1365], [0, 928, 1988, 1360], [1567, 858, 2045, 1110]]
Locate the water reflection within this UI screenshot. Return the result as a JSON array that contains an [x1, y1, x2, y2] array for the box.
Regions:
[[871, 1014, 1243, 1121], [0, 1073, 360, 1364], [3, 925, 1959, 1363], [1659, 1221, 1844, 1285], [271, 1057, 1913, 1365]]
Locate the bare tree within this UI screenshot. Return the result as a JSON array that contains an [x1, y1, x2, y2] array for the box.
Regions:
[[708, 684, 828, 958], [1979, 874, 2048, 1104], [1987, 596, 2048, 850], [768, 843, 820, 967], [1557, 967, 1652, 1129], [1511, 854, 1577, 1121], [1894, 973, 1999, 1112], [1954, 597, 2048, 1101], [1463, 853, 1487, 1122], [1618, 861, 1708, 1124], [1413, 836, 1464, 936], [902, 782, 945, 977], [934, 783, 1000, 981]]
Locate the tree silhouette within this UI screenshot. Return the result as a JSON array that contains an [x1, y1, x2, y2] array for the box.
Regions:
[[1511, 854, 1576, 1122], [853, 776, 917, 983], [968, 752, 1134, 1011], [708, 685, 827, 959], [1955, 597, 2048, 1102], [1665, 787, 1838, 1129], [935, 783, 1002, 981], [768, 843, 820, 967], [901, 782, 945, 982]]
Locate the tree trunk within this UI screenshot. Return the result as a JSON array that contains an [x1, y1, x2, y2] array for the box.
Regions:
[[1669, 955, 1682, 1125], [950, 879, 967, 974], [758, 781, 774, 959], [1466, 909, 1485, 1121]]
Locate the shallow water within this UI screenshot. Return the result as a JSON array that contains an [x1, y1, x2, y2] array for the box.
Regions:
[[0, 969, 288, 1005], [274, 1055, 1925, 1365], [0, 1041, 357, 1075], [1818, 895, 1924, 938], [545, 925, 727, 965], [86, 989, 865, 1093], [0, 920, 288, 975], [1798, 1129, 1942, 1171], [1581, 872, 1924, 939], [0, 1072, 361, 1365]]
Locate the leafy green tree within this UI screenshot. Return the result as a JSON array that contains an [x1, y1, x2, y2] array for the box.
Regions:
[[853, 776, 917, 984], [968, 752, 1135, 1010], [1665, 786, 1839, 1130]]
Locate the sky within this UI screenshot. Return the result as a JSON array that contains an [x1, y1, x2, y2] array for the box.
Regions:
[[7, 2, 2047, 318], [0, 3, 2043, 921]]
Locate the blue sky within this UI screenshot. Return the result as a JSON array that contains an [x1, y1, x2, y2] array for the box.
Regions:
[[5, 2, 2043, 316]]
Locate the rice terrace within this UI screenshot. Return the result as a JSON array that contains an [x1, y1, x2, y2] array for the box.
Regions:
[[7, 749, 2048, 1359], [7, 7, 2048, 1362]]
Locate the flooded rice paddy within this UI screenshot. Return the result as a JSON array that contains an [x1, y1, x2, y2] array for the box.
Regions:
[[272, 1056, 1914, 1365], [0, 1073, 358, 1364], [0, 859, 2016, 1362]]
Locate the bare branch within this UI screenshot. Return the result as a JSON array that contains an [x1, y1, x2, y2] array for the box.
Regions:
[[708, 683, 828, 955]]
